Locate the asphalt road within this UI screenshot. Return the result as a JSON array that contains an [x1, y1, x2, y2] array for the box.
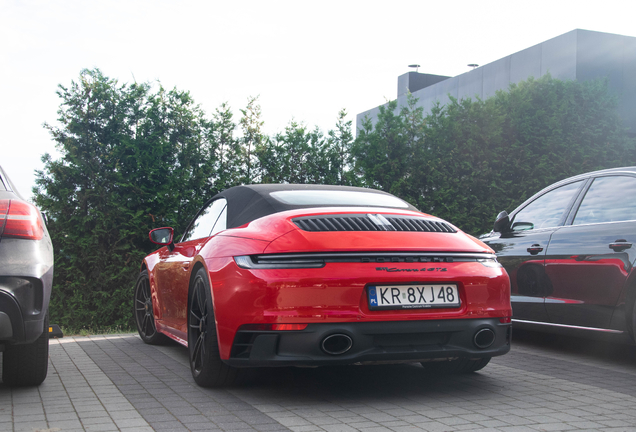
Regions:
[[1, 329, 636, 432]]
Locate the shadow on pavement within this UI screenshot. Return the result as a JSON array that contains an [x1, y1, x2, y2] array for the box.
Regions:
[[511, 327, 636, 366]]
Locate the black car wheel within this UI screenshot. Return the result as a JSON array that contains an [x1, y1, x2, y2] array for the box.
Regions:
[[134, 270, 169, 345], [627, 289, 636, 343], [2, 313, 49, 386], [421, 357, 491, 374], [188, 267, 238, 387]]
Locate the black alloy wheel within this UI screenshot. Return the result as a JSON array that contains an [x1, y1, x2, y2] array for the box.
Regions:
[[189, 273, 209, 377], [188, 268, 238, 387], [628, 294, 636, 344], [626, 286, 636, 344], [134, 270, 168, 345]]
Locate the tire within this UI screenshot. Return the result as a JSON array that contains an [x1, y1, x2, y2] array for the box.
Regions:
[[134, 270, 169, 345], [421, 357, 491, 374], [188, 268, 239, 387], [627, 292, 636, 343], [2, 313, 49, 386]]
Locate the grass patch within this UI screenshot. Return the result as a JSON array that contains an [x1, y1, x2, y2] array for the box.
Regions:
[[59, 325, 135, 336]]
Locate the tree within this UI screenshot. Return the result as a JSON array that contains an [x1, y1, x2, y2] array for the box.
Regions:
[[255, 111, 359, 186], [268, 121, 321, 184], [34, 69, 215, 329], [210, 102, 242, 191], [353, 94, 426, 203], [352, 100, 407, 193], [324, 109, 358, 186], [239, 96, 265, 184], [34, 69, 359, 330], [421, 95, 506, 231], [353, 75, 636, 235]]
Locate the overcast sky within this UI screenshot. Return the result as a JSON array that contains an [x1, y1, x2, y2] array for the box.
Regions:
[[2, 0, 635, 200]]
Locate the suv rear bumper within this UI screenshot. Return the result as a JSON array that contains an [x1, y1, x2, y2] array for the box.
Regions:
[[0, 274, 51, 345]]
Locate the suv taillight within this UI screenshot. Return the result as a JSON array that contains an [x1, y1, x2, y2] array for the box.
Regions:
[[0, 199, 44, 240]]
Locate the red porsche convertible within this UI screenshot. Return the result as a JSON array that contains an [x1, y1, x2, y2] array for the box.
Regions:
[[134, 184, 511, 387]]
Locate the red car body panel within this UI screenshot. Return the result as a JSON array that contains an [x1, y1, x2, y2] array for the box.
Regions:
[[207, 259, 509, 359], [143, 207, 511, 360]]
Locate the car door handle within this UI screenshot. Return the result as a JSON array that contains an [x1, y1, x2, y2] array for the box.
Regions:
[[527, 244, 544, 255], [182, 262, 191, 271], [609, 240, 632, 252]]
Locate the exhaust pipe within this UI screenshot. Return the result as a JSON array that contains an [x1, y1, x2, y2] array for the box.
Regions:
[[474, 328, 496, 349], [321, 334, 353, 355]]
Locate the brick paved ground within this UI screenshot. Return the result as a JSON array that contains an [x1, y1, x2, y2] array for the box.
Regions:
[[1, 330, 636, 432]]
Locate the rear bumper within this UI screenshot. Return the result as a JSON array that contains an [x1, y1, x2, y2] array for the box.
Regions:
[[0, 273, 52, 344], [0, 236, 53, 345], [226, 318, 511, 367]]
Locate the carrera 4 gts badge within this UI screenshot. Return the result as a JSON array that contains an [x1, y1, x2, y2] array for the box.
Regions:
[[376, 267, 447, 272]]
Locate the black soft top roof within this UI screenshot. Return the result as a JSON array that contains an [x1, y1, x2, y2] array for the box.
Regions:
[[211, 184, 417, 229]]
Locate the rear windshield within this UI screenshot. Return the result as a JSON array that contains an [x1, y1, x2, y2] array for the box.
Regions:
[[269, 190, 410, 208]]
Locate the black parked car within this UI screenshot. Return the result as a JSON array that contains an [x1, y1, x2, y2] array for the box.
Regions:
[[480, 167, 636, 343], [0, 165, 53, 386]]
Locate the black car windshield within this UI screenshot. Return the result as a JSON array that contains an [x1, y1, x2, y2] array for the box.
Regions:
[[269, 190, 410, 209]]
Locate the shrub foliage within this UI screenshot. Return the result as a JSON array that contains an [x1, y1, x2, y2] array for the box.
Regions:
[[353, 75, 636, 234], [35, 69, 357, 330], [35, 70, 636, 330]]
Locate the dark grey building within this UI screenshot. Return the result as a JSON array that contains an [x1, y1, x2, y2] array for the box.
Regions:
[[357, 29, 636, 134]]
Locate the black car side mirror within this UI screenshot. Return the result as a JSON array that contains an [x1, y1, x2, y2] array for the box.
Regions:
[[493, 211, 510, 233], [149, 227, 175, 250]]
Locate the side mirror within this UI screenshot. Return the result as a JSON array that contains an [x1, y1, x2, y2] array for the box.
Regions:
[[149, 227, 174, 249], [493, 211, 510, 233]]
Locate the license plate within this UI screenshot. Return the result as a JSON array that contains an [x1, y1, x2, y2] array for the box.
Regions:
[[367, 284, 460, 310]]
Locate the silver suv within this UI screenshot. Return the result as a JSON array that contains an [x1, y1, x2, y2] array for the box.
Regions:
[[0, 165, 53, 386]]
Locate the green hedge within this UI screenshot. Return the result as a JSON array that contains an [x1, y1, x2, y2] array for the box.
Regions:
[[354, 75, 636, 235], [35, 71, 636, 330]]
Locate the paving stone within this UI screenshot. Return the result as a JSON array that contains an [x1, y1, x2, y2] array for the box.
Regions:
[[390, 426, 427, 432], [148, 420, 189, 431], [288, 426, 324, 432], [498, 427, 537, 432], [3, 333, 636, 432], [309, 416, 344, 426]]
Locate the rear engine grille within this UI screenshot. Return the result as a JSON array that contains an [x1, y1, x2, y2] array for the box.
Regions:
[[293, 214, 456, 233]]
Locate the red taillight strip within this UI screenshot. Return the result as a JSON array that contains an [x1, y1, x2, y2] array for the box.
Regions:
[[273, 324, 307, 331], [0, 200, 7, 236], [1, 200, 44, 240]]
